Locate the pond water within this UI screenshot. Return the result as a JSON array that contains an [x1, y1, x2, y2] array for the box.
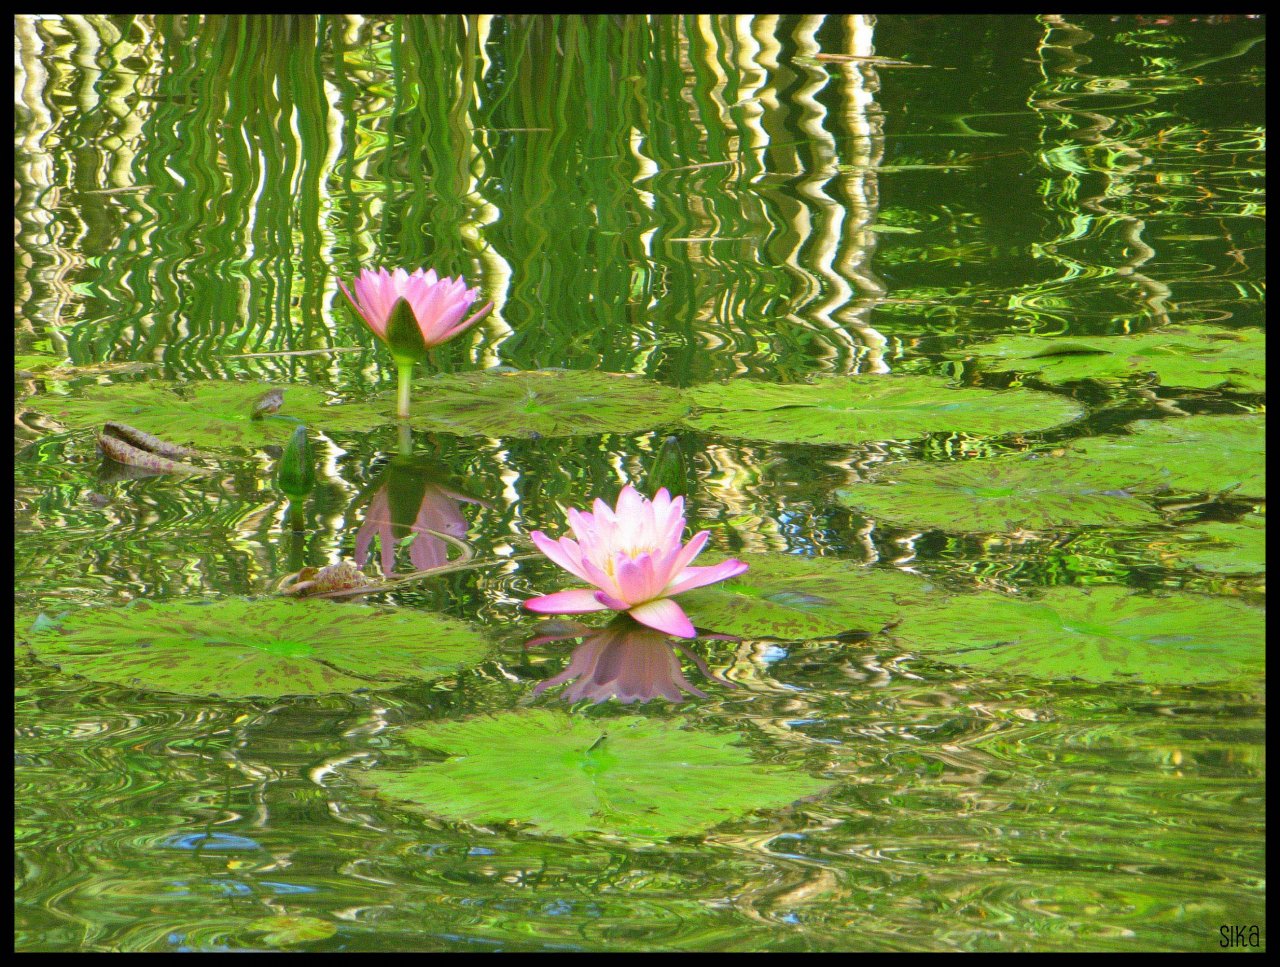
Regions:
[[14, 15, 1265, 952]]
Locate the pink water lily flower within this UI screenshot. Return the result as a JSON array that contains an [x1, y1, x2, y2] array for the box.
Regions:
[[339, 267, 492, 418], [339, 267, 492, 349], [523, 484, 748, 638]]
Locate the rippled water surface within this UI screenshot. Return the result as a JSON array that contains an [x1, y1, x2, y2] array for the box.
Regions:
[[15, 15, 1265, 952]]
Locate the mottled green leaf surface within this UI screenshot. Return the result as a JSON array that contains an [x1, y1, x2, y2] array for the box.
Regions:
[[682, 375, 1083, 445], [1163, 514, 1266, 575], [894, 586, 1264, 684], [22, 599, 489, 698], [360, 710, 830, 838], [27, 381, 383, 448], [948, 327, 1265, 390], [407, 370, 689, 437], [1069, 414, 1265, 498], [679, 553, 930, 639], [837, 453, 1167, 532]]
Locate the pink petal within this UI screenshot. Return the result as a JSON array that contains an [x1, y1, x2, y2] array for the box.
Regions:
[[594, 590, 629, 611], [524, 589, 611, 614], [613, 555, 649, 604], [592, 497, 616, 526], [408, 282, 454, 343], [339, 278, 386, 338], [664, 558, 749, 596], [580, 556, 624, 601], [628, 598, 696, 638], [423, 299, 470, 344], [665, 530, 709, 578], [442, 300, 492, 341], [530, 531, 588, 581], [617, 484, 644, 520]]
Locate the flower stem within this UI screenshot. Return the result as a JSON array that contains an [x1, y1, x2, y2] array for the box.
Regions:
[[395, 360, 415, 419]]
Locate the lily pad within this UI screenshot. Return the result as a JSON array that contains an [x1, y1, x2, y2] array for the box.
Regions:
[[893, 585, 1264, 684], [682, 375, 1083, 445], [1068, 414, 1265, 498], [679, 554, 930, 640], [26, 381, 384, 449], [1163, 514, 1266, 575], [406, 370, 689, 437], [947, 327, 1265, 391], [837, 453, 1167, 533], [22, 599, 489, 698], [359, 710, 829, 838]]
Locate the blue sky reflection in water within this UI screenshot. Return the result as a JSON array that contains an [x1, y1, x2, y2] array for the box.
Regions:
[[14, 14, 1264, 952]]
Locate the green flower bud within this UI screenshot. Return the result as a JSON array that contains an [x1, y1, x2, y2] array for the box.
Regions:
[[276, 424, 316, 500]]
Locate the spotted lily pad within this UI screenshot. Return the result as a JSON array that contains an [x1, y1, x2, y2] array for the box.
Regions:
[[679, 554, 930, 640], [1162, 514, 1266, 575], [359, 710, 829, 838], [837, 453, 1167, 533], [682, 375, 1083, 445], [26, 381, 384, 448], [405, 370, 689, 437], [22, 599, 489, 698], [893, 585, 1264, 684], [1068, 414, 1265, 498], [947, 327, 1265, 391]]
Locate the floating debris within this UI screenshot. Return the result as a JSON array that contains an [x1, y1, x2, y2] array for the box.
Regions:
[[277, 561, 372, 598], [81, 185, 153, 195], [96, 422, 211, 475], [250, 388, 285, 420]]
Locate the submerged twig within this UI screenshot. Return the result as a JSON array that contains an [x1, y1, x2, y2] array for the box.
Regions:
[[227, 347, 365, 358], [279, 549, 542, 600]]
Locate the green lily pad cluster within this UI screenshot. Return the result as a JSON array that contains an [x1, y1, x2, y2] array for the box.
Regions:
[[837, 452, 1168, 533], [26, 381, 381, 448], [29, 369, 1093, 449], [19, 348, 1265, 845], [683, 374, 1083, 445], [890, 585, 1264, 685], [407, 369, 689, 437], [832, 413, 1265, 533], [946, 326, 1264, 391], [357, 709, 830, 839], [1068, 414, 1265, 498], [678, 553, 931, 639], [21, 599, 489, 698], [27, 370, 690, 445]]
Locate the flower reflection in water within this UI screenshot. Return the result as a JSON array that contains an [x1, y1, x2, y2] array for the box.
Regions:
[[527, 614, 737, 705], [353, 457, 483, 577]]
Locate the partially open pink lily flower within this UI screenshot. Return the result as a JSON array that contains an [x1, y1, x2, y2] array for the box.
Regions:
[[338, 267, 492, 418], [339, 267, 492, 350], [523, 485, 747, 638]]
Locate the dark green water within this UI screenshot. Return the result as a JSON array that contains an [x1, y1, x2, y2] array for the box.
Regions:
[[14, 15, 1265, 952]]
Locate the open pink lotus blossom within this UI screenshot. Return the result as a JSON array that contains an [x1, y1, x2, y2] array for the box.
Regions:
[[338, 267, 492, 350], [523, 484, 747, 638]]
